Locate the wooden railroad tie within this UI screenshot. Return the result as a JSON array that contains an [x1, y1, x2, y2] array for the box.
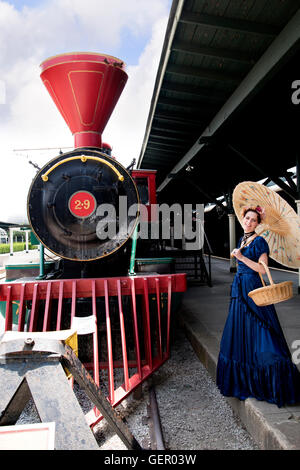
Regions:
[[0, 330, 142, 450]]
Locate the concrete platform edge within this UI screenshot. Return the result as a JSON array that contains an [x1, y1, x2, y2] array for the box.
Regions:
[[178, 306, 297, 450]]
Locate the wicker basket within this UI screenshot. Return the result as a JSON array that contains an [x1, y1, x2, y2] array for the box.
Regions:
[[248, 260, 293, 307]]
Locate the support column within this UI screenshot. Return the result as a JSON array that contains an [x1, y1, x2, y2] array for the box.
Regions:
[[25, 230, 29, 253], [228, 213, 236, 272], [9, 228, 14, 256], [36, 243, 45, 280]]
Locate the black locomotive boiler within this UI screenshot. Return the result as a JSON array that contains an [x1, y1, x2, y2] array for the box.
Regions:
[[28, 147, 141, 278]]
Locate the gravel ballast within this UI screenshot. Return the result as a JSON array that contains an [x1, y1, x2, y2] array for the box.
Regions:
[[94, 322, 259, 450], [14, 322, 258, 450]]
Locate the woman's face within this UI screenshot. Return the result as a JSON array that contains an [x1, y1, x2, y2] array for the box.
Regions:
[[243, 210, 259, 232]]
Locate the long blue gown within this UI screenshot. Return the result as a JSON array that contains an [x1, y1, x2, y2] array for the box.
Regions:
[[216, 235, 300, 407]]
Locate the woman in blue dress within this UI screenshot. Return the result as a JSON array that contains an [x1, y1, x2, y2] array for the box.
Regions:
[[216, 206, 300, 407]]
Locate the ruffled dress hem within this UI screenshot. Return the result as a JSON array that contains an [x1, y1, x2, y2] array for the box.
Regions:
[[217, 351, 300, 408]]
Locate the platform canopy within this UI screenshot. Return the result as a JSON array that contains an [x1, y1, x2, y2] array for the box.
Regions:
[[137, 0, 300, 209], [0, 221, 28, 230]]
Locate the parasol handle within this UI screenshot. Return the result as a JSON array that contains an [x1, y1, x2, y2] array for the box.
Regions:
[[258, 260, 274, 286], [230, 234, 258, 258]]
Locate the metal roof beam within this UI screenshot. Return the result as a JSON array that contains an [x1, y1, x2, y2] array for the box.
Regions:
[[226, 145, 298, 199], [148, 139, 186, 149], [179, 11, 280, 37], [183, 177, 229, 214], [167, 63, 242, 84], [142, 154, 168, 161], [159, 96, 218, 113], [154, 112, 204, 126], [143, 156, 173, 164], [161, 81, 228, 101], [283, 170, 298, 191], [143, 161, 172, 168], [150, 131, 192, 142], [151, 124, 196, 135], [143, 159, 167, 165], [172, 40, 257, 64], [157, 8, 300, 192], [269, 175, 297, 199], [146, 145, 177, 155]]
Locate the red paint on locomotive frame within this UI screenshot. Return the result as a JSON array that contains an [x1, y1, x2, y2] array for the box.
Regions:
[[68, 190, 97, 218]]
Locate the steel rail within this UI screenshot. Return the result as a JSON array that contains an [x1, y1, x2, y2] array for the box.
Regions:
[[148, 385, 165, 450]]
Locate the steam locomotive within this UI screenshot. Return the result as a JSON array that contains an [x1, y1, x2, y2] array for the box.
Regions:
[[0, 53, 186, 427], [27, 52, 157, 279]]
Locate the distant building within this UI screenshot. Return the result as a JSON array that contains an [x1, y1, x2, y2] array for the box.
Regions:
[[0, 228, 8, 244]]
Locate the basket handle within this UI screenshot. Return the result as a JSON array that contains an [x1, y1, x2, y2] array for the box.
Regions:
[[258, 260, 274, 286]]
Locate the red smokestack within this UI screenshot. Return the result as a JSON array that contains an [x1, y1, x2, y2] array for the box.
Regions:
[[40, 52, 128, 149]]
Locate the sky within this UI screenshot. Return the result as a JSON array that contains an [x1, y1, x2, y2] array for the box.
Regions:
[[0, 0, 172, 223]]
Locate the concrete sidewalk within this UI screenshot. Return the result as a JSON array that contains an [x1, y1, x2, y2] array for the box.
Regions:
[[0, 249, 41, 267], [0, 249, 58, 268], [179, 256, 300, 450]]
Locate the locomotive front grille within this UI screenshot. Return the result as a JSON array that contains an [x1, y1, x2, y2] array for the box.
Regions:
[[0, 273, 186, 427]]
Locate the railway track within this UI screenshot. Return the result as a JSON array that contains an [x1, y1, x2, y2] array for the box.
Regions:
[[147, 385, 165, 450], [148, 323, 258, 450]]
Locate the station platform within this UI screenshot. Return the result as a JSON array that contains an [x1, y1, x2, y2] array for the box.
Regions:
[[0, 249, 45, 267], [178, 256, 300, 450]]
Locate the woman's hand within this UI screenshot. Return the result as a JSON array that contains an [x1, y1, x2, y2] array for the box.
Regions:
[[231, 248, 268, 274], [231, 248, 243, 261]]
